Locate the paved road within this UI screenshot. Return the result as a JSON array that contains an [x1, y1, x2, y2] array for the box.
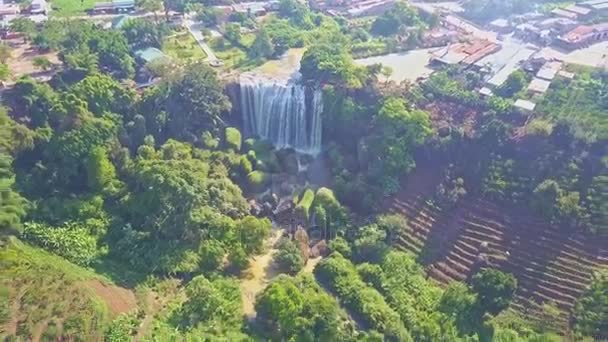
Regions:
[[184, 17, 219, 63]]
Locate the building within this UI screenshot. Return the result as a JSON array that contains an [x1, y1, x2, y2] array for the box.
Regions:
[[90, 0, 135, 14], [514, 99, 536, 112], [431, 39, 500, 66], [489, 19, 512, 33], [564, 4, 592, 17], [309, 0, 395, 17], [579, 0, 608, 14], [551, 8, 579, 19], [0, 3, 19, 17], [421, 28, 459, 47], [536, 61, 562, 80], [527, 77, 552, 94], [556, 23, 608, 49], [28, 0, 48, 14]]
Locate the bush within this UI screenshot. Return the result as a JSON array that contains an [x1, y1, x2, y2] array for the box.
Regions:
[[472, 268, 517, 315], [21, 222, 102, 266], [574, 270, 608, 337], [295, 188, 315, 222], [327, 237, 351, 258], [201, 131, 220, 149], [314, 253, 411, 341], [247, 171, 271, 193], [224, 127, 242, 151], [274, 238, 305, 274]]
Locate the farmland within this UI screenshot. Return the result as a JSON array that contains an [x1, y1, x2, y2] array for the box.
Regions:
[[386, 162, 608, 332]]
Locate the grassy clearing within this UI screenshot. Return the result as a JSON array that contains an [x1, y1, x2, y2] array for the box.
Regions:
[[209, 33, 261, 71], [50, 0, 96, 16], [162, 32, 207, 62], [0, 237, 113, 340]]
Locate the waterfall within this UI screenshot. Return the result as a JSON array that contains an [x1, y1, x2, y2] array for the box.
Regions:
[[239, 74, 323, 155]]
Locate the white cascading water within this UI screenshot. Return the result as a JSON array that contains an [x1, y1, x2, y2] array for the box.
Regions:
[[239, 74, 323, 155]]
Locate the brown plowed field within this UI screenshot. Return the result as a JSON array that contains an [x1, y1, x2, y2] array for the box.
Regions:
[[384, 164, 608, 332]]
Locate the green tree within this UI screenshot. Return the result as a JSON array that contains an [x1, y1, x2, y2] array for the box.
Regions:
[[300, 43, 366, 88], [136, 0, 163, 23], [255, 274, 305, 335], [85, 146, 118, 194], [371, 2, 419, 37], [496, 70, 527, 98], [10, 17, 36, 42], [181, 275, 243, 333], [149, 62, 231, 141], [121, 18, 168, 49], [471, 268, 517, 315], [439, 282, 478, 334], [573, 270, 608, 336], [237, 216, 271, 254], [224, 23, 242, 46], [248, 29, 274, 60], [274, 238, 305, 274], [70, 73, 135, 117]]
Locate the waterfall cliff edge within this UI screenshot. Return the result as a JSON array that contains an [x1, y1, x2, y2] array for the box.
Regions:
[[235, 74, 323, 156]]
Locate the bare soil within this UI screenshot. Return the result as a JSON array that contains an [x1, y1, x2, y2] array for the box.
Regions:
[[3, 39, 60, 85], [82, 280, 137, 317]]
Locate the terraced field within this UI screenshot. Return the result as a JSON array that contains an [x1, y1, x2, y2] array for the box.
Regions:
[[385, 165, 608, 332]]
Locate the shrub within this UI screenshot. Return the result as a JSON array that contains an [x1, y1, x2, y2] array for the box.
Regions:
[[574, 270, 608, 337], [21, 222, 102, 266], [247, 171, 271, 193], [295, 188, 315, 222], [314, 253, 411, 341], [327, 237, 351, 258], [201, 131, 220, 150], [274, 238, 305, 274], [224, 127, 242, 151], [472, 268, 517, 315]]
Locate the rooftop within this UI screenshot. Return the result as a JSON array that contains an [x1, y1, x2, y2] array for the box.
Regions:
[[527, 78, 552, 93], [490, 19, 510, 28], [432, 39, 499, 65], [135, 47, 168, 63], [559, 24, 608, 43], [536, 61, 562, 80], [514, 99, 536, 111], [551, 8, 579, 19], [579, 0, 608, 5], [564, 4, 592, 15], [558, 70, 575, 79]]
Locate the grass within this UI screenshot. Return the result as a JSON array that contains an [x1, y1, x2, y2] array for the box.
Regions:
[[162, 32, 207, 62], [209, 33, 262, 71], [0, 237, 110, 340], [50, 0, 96, 16]]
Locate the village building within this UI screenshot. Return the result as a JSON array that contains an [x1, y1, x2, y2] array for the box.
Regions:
[[556, 23, 608, 49], [527, 77, 552, 94], [308, 0, 396, 17], [514, 99, 536, 112], [489, 19, 512, 33], [431, 39, 500, 66], [536, 61, 563, 80], [90, 0, 135, 14]]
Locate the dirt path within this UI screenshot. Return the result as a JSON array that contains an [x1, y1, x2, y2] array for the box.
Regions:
[[240, 228, 284, 319]]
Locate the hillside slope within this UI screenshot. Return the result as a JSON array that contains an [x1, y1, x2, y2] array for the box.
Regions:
[[384, 165, 608, 332], [0, 238, 137, 341]]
